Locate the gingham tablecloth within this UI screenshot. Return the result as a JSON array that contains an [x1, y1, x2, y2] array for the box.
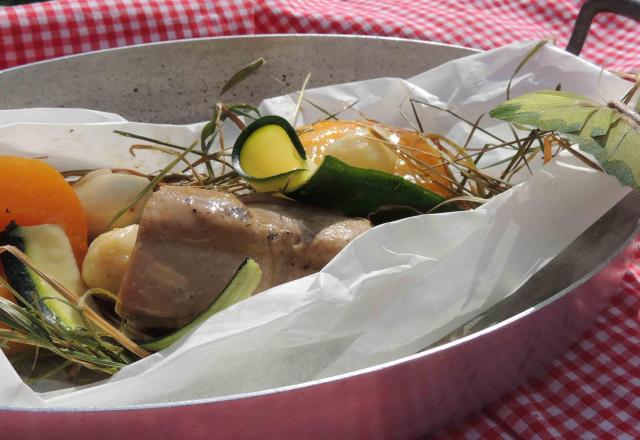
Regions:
[[2, 0, 640, 437]]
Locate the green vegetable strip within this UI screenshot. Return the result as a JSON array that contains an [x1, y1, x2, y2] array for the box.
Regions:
[[288, 156, 448, 217], [141, 259, 262, 352]]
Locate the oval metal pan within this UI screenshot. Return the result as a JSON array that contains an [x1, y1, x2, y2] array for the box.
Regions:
[[0, 35, 637, 439]]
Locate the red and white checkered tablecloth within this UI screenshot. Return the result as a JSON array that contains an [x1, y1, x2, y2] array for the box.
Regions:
[[2, 0, 640, 72], [432, 258, 640, 439], [2, 0, 640, 437]]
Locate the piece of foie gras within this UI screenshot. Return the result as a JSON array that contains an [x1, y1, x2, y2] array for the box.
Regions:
[[116, 187, 371, 331]]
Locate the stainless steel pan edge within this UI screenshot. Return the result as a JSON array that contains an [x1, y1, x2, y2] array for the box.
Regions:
[[0, 34, 638, 439]]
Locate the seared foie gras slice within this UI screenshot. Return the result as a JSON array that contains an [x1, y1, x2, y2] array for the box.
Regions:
[[116, 187, 370, 331]]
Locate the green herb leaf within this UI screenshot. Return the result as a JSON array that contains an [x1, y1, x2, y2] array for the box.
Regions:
[[200, 113, 218, 153], [490, 90, 640, 191], [219, 58, 265, 97], [226, 103, 262, 119]]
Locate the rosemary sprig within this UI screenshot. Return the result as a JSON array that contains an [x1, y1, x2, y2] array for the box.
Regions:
[[0, 283, 135, 376], [0, 245, 148, 359]]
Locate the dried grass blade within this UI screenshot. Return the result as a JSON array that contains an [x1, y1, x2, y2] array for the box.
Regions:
[[107, 139, 199, 229], [410, 99, 506, 143], [409, 98, 425, 133], [427, 195, 487, 213], [299, 98, 360, 122], [215, 103, 227, 176], [24, 360, 72, 384], [621, 75, 640, 105], [221, 105, 247, 131], [507, 149, 540, 181], [320, 99, 360, 121], [463, 113, 484, 149], [292, 72, 311, 126], [543, 136, 553, 164], [131, 144, 203, 185], [189, 150, 229, 170], [506, 40, 547, 100], [557, 142, 603, 171], [115, 130, 200, 155]]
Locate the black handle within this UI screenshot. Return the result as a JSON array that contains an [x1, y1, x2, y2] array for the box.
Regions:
[[567, 0, 640, 55]]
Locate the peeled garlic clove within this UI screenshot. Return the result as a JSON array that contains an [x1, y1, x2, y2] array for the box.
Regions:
[[82, 224, 138, 294], [74, 170, 151, 239]]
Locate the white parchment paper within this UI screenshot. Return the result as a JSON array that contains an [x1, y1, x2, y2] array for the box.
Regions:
[[0, 41, 632, 408]]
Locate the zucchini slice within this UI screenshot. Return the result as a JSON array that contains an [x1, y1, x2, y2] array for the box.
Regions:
[[232, 115, 313, 193], [232, 116, 447, 218], [140, 258, 262, 352], [0, 223, 86, 330]]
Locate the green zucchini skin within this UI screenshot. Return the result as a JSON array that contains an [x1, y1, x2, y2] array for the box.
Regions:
[[288, 156, 449, 218], [0, 222, 86, 329], [0, 222, 55, 320], [0, 222, 56, 323], [140, 258, 262, 352]]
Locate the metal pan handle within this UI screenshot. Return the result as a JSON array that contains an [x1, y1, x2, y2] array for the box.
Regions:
[[567, 0, 640, 55]]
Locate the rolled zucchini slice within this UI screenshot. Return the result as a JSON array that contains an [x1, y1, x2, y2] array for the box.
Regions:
[[232, 115, 313, 193], [232, 116, 448, 218]]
